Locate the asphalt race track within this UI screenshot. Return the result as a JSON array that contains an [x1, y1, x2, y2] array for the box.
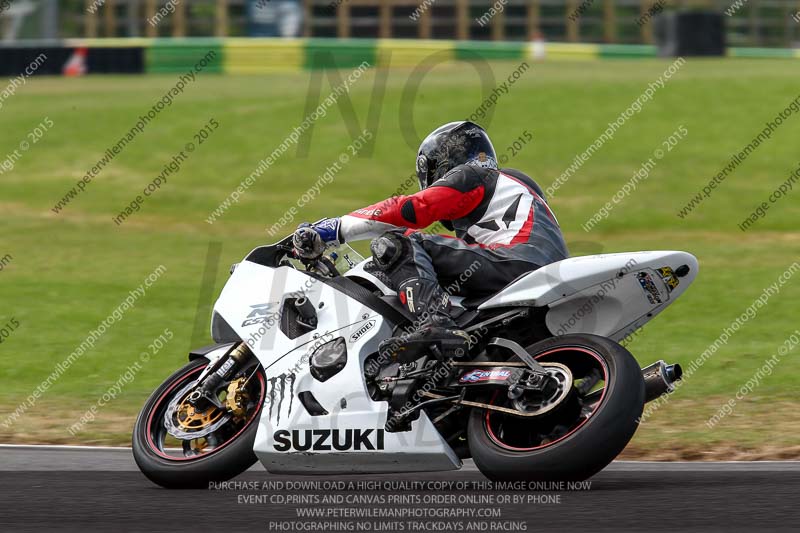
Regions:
[[1, 445, 798, 532]]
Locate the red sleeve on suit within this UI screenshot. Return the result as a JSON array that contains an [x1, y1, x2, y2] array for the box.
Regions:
[[348, 185, 485, 229]]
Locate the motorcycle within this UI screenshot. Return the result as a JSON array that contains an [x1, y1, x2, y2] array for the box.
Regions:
[[132, 235, 697, 488]]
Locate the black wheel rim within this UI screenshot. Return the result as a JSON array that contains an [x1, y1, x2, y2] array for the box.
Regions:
[[144, 363, 266, 461], [484, 345, 609, 452]]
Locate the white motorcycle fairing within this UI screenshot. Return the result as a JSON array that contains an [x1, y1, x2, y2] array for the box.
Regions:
[[208, 247, 697, 475], [479, 251, 698, 342], [212, 260, 461, 474]]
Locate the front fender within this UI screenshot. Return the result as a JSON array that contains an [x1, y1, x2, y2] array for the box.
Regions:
[[188, 342, 236, 364]]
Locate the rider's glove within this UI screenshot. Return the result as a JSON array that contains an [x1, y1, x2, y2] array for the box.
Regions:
[[311, 218, 343, 245], [292, 218, 342, 260], [293, 225, 324, 259]]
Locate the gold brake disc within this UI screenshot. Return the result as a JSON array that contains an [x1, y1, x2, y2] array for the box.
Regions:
[[173, 377, 250, 434], [176, 399, 224, 431]]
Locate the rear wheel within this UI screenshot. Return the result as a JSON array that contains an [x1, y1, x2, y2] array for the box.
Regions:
[[467, 334, 644, 481], [132, 358, 266, 488]]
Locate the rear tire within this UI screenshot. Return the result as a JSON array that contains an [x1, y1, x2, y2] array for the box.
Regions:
[[468, 334, 644, 481], [132, 359, 264, 489]]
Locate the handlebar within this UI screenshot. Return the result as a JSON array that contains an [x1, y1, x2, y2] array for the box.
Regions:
[[244, 235, 362, 279]]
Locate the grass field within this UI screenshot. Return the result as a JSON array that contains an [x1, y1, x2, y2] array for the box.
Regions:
[[1, 58, 799, 457]]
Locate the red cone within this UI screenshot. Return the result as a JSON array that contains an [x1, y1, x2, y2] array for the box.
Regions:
[[63, 48, 88, 77]]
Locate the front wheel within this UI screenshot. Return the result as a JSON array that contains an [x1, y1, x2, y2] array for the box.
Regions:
[[468, 334, 645, 481], [132, 358, 267, 488]]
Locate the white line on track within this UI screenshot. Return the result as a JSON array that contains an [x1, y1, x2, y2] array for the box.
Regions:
[[0, 444, 132, 451], [1, 444, 799, 470]]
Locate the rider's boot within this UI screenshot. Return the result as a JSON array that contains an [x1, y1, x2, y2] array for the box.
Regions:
[[378, 313, 470, 364]]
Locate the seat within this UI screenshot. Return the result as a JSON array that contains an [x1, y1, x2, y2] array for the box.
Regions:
[[459, 268, 540, 309]]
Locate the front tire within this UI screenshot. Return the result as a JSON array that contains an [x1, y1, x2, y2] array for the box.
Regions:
[[132, 358, 266, 489], [468, 334, 645, 481]]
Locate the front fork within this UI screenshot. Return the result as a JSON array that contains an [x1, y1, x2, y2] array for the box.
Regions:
[[189, 343, 254, 410]]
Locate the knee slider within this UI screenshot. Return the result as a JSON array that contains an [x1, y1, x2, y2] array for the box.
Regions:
[[370, 232, 406, 271]]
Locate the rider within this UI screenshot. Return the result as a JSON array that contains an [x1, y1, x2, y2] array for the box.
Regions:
[[293, 121, 568, 365]]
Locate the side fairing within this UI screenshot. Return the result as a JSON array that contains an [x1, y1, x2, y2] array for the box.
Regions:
[[213, 261, 460, 473]]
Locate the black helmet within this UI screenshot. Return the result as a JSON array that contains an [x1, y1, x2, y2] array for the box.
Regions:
[[415, 121, 497, 190]]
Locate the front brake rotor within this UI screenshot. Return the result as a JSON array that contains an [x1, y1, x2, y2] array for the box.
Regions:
[[164, 380, 232, 440]]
